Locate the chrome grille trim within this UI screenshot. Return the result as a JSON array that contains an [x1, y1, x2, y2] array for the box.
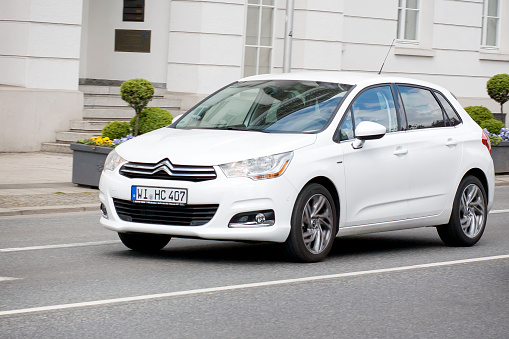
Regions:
[[119, 159, 216, 182]]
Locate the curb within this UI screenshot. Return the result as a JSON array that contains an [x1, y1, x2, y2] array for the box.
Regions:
[[0, 204, 99, 217]]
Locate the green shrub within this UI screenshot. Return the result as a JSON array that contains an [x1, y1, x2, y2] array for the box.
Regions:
[[120, 78, 155, 136], [130, 107, 173, 135], [480, 118, 504, 135], [101, 121, 131, 139], [464, 106, 494, 125], [487, 73, 509, 114]]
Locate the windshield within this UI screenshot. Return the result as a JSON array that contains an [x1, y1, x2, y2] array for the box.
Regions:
[[174, 80, 353, 133]]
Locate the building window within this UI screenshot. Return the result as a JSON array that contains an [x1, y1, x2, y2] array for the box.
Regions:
[[482, 0, 500, 46], [397, 0, 420, 41], [244, 0, 275, 77], [123, 0, 145, 22]]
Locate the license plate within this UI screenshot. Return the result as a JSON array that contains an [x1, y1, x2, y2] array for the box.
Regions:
[[131, 186, 188, 205]]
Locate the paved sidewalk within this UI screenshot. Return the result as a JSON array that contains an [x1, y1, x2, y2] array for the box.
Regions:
[[0, 152, 508, 217], [0, 152, 99, 216]]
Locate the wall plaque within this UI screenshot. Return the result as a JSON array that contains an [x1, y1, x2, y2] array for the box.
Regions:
[[115, 29, 151, 53]]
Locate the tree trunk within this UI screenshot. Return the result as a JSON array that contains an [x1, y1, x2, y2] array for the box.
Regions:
[[134, 109, 141, 136]]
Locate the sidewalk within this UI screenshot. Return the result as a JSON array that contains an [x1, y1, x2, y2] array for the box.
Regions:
[[0, 152, 508, 217], [0, 152, 99, 216]]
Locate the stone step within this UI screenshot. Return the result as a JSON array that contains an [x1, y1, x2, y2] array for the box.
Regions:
[[70, 120, 117, 131], [56, 131, 98, 143], [79, 85, 168, 96], [83, 108, 135, 120], [84, 96, 181, 108], [83, 108, 186, 120], [41, 142, 72, 154]]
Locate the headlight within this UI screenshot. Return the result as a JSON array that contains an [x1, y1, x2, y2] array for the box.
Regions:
[[104, 150, 126, 172], [219, 152, 293, 180]]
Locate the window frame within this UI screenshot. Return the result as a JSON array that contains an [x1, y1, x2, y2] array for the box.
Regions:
[[397, 0, 420, 41], [243, 0, 276, 77], [335, 84, 403, 142], [481, 0, 501, 47], [395, 84, 463, 130]]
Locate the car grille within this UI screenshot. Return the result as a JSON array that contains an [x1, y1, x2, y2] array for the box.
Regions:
[[119, 159, 216, 182], [113, 198, 218, 226]]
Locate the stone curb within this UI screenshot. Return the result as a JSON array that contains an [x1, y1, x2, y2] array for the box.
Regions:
[[0, 204, 99, 217]]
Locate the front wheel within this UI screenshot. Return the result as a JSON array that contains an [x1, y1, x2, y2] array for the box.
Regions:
[[283, 184, 338, 262], [118, 232, 171, 252], [437, 176, 487, 247]]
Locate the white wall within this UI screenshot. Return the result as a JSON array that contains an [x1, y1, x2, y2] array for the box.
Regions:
[[0, 0, 83, 90], [80, 0, 170, 85], [0, 87, 83, 152], [166, 0, 246, 95]]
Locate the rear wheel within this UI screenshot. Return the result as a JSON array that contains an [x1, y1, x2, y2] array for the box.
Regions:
[[118, 232, 171, 252], [283, 184, 338, 262], [437, 176, 487, 247]]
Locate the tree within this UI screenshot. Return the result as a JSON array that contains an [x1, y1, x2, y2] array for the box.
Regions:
[[487, 73, 509, 115], [120, 79, 155, 136]]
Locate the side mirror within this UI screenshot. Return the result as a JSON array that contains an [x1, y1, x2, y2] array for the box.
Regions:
[[352, 121, 387, 149]]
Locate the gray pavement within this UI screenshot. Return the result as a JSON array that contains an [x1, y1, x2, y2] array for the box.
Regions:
[[0, 151, 508, 217]]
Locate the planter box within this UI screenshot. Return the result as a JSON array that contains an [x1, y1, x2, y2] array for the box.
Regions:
[[492, 141, 509, 174], [70, 143, 113, 187]]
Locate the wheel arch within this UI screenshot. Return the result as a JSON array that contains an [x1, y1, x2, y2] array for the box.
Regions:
[[462, 168, 489, 198], [304, 176, 340, 234]]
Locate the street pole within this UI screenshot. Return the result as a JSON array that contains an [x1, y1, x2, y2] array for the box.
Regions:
[[283, 0, 294, 73]]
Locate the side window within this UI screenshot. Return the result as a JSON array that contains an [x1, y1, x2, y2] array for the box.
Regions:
[[350, 86, 398, 133], [399, 86, 445, 129], [435, 92, 462, 126], [339, 109, 354, 141]]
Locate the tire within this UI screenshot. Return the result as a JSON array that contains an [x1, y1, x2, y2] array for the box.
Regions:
[[283, 183, 338, 262], [118, 232, 171, 252], [437, 176, 487, 247]]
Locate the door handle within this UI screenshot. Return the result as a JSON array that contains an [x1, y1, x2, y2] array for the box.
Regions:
[[445, 138, 457, 148], [393, 146, 408, 156]]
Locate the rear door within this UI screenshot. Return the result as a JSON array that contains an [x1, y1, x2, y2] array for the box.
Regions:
[[397, 85, 464, 218]]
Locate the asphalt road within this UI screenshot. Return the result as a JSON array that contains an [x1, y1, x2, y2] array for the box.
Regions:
[[1, 187, 508, 338]]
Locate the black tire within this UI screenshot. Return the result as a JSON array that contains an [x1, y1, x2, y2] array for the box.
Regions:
[[118, 232, 171, 252], [283, 183, 338, 262], [437, 176, 487, 247]]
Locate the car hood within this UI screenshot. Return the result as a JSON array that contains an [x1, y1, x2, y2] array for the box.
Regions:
[[115, 127, 317, 165]]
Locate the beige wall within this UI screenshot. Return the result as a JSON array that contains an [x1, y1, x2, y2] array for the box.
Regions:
[[0, 87, 83, 152]]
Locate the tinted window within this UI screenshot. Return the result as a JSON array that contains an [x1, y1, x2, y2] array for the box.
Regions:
[[435, 92, 462, 126], [350, 86, 398, 133], [339, 109, 354, 141], [399, 86, 445, 129]]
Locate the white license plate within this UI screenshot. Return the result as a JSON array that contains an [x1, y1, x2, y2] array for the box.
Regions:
[[131, 186, 188, 205]]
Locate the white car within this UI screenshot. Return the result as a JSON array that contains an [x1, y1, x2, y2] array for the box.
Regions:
[[99, 72, 495, 262]]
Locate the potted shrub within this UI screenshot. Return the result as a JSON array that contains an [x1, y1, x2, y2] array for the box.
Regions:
[[71, 98, 173, 186], [464, 106, 509, 173], [487, 73, 509, 123]]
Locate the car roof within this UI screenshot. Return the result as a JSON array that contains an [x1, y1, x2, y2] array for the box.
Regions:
[[240, 71, 450, 95]]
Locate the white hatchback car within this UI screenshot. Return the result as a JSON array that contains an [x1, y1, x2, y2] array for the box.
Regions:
[[99, 72, 495, 262]]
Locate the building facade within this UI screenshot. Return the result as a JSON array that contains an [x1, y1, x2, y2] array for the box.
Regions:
[[1, 0, 508, 151]]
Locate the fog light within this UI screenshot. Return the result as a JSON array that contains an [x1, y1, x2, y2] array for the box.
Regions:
[[255, 213, 266, 224], [229, 210, 275, 228], [100, 203, 108, 219]]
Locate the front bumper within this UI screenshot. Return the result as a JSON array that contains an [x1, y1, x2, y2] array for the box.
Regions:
[[99, 166, 298, 243]]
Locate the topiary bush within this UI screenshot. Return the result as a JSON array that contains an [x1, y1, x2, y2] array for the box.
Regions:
[[101, 121, 131, 140], [120, 78, 155, 136], [487, 73, 509, 114], [464, 106, 494, 125], [480, 119, 504, 135], [129, 107, 173, 135]]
